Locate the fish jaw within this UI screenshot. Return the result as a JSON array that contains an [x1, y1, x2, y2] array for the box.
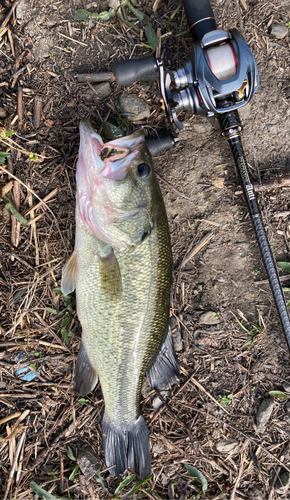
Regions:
[[76, 120, 149, 249]]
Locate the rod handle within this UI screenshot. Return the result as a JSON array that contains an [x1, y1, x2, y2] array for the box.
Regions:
[[114, 56, 158, 86], [182, 0, 217, 41]]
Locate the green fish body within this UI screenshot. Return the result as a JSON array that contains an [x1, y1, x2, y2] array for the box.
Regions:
[[62, 120, 179, 477]]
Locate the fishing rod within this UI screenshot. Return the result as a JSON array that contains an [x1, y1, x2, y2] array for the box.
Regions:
[[95, 0, 290, 350]]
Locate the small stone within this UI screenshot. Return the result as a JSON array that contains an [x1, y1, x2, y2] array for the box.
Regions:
[[269, 24, 288, 40], [152, 396, 163, 410], [0, 107, 7, 118], [274, 470, 290, 494], [198, 311, 220, 325], [256, 398, 275, 433], [152, 442, 166, 455], [282, 380, 290, 392], [266, 124, 278, 135], [215, 438, 239, 455], [119, 93, 150, 121], [77, 446, 102, 480], [172, 328, 183, 352], [83, 82, 111, 102]]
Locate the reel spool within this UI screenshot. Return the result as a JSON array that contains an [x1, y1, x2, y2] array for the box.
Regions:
[[205, 42, 237, 81]]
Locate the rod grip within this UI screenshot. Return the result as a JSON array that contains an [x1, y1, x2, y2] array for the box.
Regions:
[[182, 0, 217, 41], [114, 56, 159, 86], [145, 135, 175, 157]]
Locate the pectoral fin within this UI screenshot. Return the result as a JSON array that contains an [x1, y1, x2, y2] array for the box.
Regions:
[[61, 251, 77, 296], [98, 249, 122, 300], [146, 325, 180, 391], [74, 341, 98, 396]]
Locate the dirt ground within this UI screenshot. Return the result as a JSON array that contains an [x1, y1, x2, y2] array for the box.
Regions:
[[0, 0, 290, 499]]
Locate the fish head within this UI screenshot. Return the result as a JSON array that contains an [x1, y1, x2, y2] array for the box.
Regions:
[[76, 119, 160, 250]]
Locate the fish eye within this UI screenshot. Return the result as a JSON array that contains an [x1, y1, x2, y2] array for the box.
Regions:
[[137, 163, 150, 178]]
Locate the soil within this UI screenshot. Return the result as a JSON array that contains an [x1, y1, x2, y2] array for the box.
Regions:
[[0, 0, 290, 499]]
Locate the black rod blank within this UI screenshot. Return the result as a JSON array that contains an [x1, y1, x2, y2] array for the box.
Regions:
[[219, 110, 290, 350]]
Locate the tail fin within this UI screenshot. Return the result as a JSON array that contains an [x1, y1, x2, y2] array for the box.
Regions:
[[102, 414, 151, 478]]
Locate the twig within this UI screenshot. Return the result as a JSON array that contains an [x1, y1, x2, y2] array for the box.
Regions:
[[77, 72, 114, 83], [15, 415, 30, 486], [11, 180, 20, 247], [34, 95, 42, 129], [10, 252, 36, 273], [24, 188, 58, 216], [11, 66, 26, 88], [17, 86, 22, 130], [3, 422, 28, 500], [58, 32, 87, 46], [7, 28, 15, 57], [0, 0, 22, 32], [0, 413, 21, 426], [156, 173, 191, 200], [28, 182, 39, 266], [229, 449, 245, 500], [176, 233, 214, 271]]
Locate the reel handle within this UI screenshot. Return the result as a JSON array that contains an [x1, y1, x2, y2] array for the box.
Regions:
[[182, 0, 217, 41]]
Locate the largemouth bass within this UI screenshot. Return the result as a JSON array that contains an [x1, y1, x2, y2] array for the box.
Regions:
[[61, 119, 179, 477]]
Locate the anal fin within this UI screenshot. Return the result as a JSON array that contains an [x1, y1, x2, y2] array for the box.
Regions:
[[61, 251, 77, 296], [146, 325, 180, 391], [74, 341, 98, 396]]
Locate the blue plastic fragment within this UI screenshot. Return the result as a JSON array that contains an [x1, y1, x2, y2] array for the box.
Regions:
[[15, 366, 41, 381]]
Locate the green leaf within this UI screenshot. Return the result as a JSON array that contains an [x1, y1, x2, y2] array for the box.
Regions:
[[78, 398, 90, 404], [67, 445, 76, 461], [123, 476, 152, 497], [74, 9, 91, 20], [29, 153, 38, 161], [114, 474, 136, 495], [277, 261, 290, 273], [184, 464, 208, 495], [144, 22, 159, 49], [2, 195, 27, 226], [53, 287, 63, 296], [29, 481, 69, 500], [283, 287, 290, 292], [69, 463, 79, 481], [0, 151, 10, 163], [127, 3, 144, 21], [168, 480, 176, 500], [95, 470, 109, 493], [269, 390, 288, 400], [167, 2, 182, 32], [0, 129, 14, 138], [102, 122, 124, 140], [61, 328, 69, 344], [92, 8, 116, 21], [61, 313, 72, 329], [45, 307, 58, 314], [30, 363, 36, 370]]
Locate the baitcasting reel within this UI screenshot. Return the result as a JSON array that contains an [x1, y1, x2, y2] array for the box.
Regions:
[[113, 26, 259, 148], [161, 28, 259, 131]]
